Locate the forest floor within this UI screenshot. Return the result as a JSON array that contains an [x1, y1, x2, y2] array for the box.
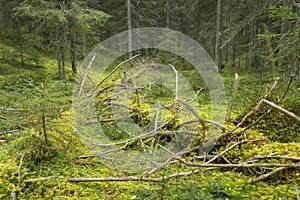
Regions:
[[0, 45, 299, 199]]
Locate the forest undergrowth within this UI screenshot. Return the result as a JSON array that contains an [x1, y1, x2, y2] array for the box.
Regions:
[[0, 46, 299, 199]]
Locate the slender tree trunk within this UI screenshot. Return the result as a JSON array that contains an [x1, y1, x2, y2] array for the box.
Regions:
[[127, 0, 132, 58], [281, 0, 289, 33], [232, 38, 236, 67], [71, 37, 76, 74], [82, 35, 87, 59], [215, 0, 222, 69], [57, 35, 62, 79], [61, 43, 66, 82], [251, 20, 258, 68], [20, 43, 24, 67], [166, 0, 170, 28]]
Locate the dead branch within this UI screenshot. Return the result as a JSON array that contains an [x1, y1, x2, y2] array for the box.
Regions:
[[204, 139, 265, 164], [68, 170, 202, 183], [45, 166, 61, 190], [25, 176, 64, 183], [0, 114, 26, 130], [145, 145, 200, 177], [225, 73, 239, 122], [239, 76, 293, 133], [91, 54, 140, 94], [177, 158, 300, 168], [251, 156, 300, 162], [168, 64, 179, 102], [261, 99, 300, 123], [178, 98, 207, 134], [77, 54, 96, 99], [18, 154, 24, 183], [0, 130, 21, 135], [93, 108, 184, 147], [249, 167, 287, 183], [224, 78, 280, 137]]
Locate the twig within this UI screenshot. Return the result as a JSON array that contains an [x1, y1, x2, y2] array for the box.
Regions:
[[168, 64, 178, 102], [146, 146, 201, 177], [0, 114, 26, 130], [177, 159, 300, 168], [45, 167, 61, 190], [188, 88, 203, 104], [0, 130, 21, 135], [240, 76, 293, 132], [68, 170, 202, 183], [249, 167, 287, 183], [251, 155, 300, 162], [205, 139, 248, 164], [261, 99, 300, 123], [224, 78, 279, 137], [77, 54, 96, 99], [91, 54, 140, 94], [25, 176, 64, 183], [154, 108, 161, 135], [225, 73, 239, 122], [18, 154, 25, 183], [93, 108, 184, 147], [178, 98, 207, 133]]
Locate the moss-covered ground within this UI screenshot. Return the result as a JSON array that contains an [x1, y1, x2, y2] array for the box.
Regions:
[[0, 44, 299, 199]]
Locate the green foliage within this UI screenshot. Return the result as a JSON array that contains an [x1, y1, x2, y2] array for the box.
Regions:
[[0, 159, 23, 199]]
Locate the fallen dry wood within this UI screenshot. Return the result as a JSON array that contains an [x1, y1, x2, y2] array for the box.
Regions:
[[249, 167, 287, 183], [224, 98, 300, 137], [261, 99, 300, 123], [177, 159, 300, 169], [0, 114, 26, 130], [251, 156, 300, 162], [68, 170, 202, 183], [25, 176, 64, 183]]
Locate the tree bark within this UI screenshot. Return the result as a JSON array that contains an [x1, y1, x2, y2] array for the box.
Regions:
[[166, 0, 170, 28], [127, 0, 132, 58], [215, 0, 222, 69], [71, 36, 76, 74]]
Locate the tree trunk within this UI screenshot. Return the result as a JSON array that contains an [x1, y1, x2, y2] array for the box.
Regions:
[[127, 0, 132, 58], [57, 49, 62, 79], [215, 0, 222, 69], [71, 37, 76, 74], [232, 38, 236, 67], [166, 0, 170, 28], [82, 35, 87, 59], [251, 20, 258, 69], [19, 43, 24, 67], [281, 0, 289, 33]]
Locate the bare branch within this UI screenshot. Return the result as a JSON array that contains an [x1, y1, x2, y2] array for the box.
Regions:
[[93, 108, 184, 147], [25, 176, 64, 183], [178, 159, 300, 168], [91, 54, 140, 94], [205, 140, 247, 164], [18, 154, 25, 183], [68, 170, 202, 183], [0, 114, 26, 130], [77, 54, 96, 99], [249, 167, 287, 183], [251, 156, 300, 162], [262, 99, 300, 123], [168, 64, 178, 102], [225, 73, 239, 122]]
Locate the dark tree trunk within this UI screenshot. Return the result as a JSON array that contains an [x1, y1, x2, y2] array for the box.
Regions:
[[71, 37, 76, 74]]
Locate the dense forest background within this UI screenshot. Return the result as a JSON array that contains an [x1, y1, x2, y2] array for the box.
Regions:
[[0, 0, 299, 199]]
